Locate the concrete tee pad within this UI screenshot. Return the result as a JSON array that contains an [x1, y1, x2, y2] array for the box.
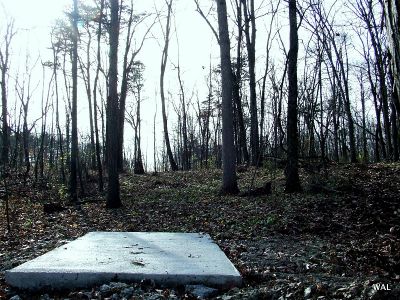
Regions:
[[5, 232, 242, 290]]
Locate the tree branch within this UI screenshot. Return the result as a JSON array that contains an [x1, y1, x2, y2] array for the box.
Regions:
[[193, 0, 220, 43]]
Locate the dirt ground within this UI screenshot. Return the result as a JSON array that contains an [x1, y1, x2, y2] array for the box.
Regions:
[[0, 162, 399, 299]]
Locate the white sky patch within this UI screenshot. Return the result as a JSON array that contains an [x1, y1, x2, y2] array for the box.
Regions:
[[1, 0, 69, 28]]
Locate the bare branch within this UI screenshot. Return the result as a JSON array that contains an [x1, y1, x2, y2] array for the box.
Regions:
[[193, 0, 220, 43]]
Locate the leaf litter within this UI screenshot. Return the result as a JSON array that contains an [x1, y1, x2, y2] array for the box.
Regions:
[[0, 163, 399, 299]]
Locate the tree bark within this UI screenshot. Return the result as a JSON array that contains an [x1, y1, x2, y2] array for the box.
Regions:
[[285, 0, 301, 192], [384, 0, 400, 116], [106, 0, 121, 208], [216, 0, 239, 194]]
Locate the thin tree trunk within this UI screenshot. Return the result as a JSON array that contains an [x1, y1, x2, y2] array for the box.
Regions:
[[134, 77, 145, 174], [175, 46, 190, 170], [160, 0, 178, 171], [242, 0, 260, 166], [318, 53, 326, 161], [52, 45, 66, 183], [153, 96, 157, 173], [0, 21, 15, 167], [360, 71, 368, 163], [341, 42, 357, 162], [22, 110, 30, 180], [332, 81, 340, 162], [79, 28, 96, 169], [70, 0, 79, 202], [93, 0, 104, 191], [391, 102, 399, 161], [233, 0, 249, 164]]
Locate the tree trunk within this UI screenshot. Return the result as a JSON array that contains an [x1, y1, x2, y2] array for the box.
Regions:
[[233, 0, 249, 164], [52, 43, 66, 183], [153, 105, 157, 173], [1, 69, 8, 167], [134, 77, 145, 174], [340, 42, 357, 163], [384, 0, 400, 160], [81, 29, 96, 169], [93, 0, 104, 191], [106, 0, 121, 208], [318, 53, 326, 161], [391, 102, 399, 161], [22, 111, 30, 179], [384, 0, 400, 118], [360, 72, 368, 163], [70, 0, 79, 202], [365, 0, 392, 158], [332, 77, 340, 162], [0, 21, 15, 167], [176, 58, 190, 170], [160, 0, 178, 171], [216, 0, 239, 194], [242, 0, 260, 166], [365, 43, 385, 160], [285, 0, 301, 192]]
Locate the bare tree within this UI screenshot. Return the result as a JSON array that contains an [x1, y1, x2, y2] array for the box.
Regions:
[[216, 0, 239, 194], [311, 1, 357, 162], [352, 0, 392, 158], [117, 2, 155, 171], [358, 69, 369, 163], [285, 0, 301, 192], [77, 5, 96, 169], [232, 0, 249, 164], [35, 63, 53, 182], [159, 0, 178, 171], [106, 0, 121, 208], [93, 0, 104, 191], [259, 0, 281, 164], [50, 30, 66, 183], [173, 23, 190, 170], [0, 20, 16, 167], [153, 94, 158, 173], [69, 0, 79, 202], [126, 61, 145, 174], [15, 55, 40, 180], [241, 0, 260, 166]]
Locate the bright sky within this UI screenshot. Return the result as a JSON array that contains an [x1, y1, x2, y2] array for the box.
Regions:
[[1, 0, 69, 26], [0, 0, 70, 50], [0, 0, 72, 79]]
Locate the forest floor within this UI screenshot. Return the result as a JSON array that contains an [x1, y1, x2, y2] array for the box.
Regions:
[[0, 162, 399, 299]]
